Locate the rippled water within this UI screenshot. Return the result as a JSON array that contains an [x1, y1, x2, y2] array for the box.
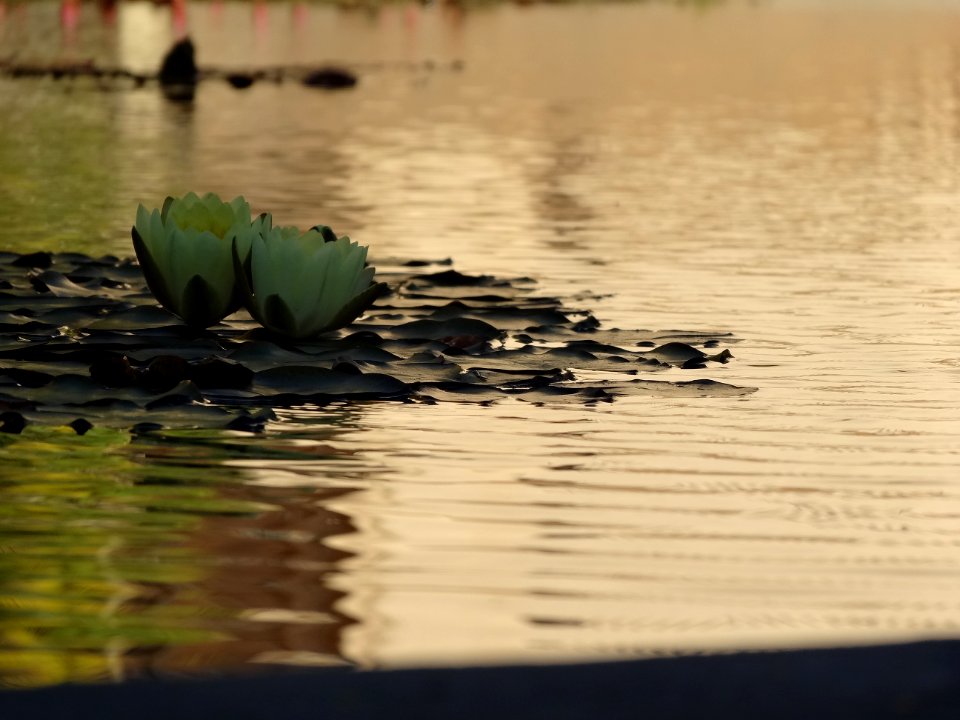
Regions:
[[2, 0, 960, 687]]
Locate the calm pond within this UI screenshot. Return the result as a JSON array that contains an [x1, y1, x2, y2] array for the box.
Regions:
[[1, 0, 960, 687]]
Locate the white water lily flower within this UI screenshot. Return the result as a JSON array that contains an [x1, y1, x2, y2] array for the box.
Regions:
[[234, 220, 385, 339], [132, 192, 259, 327]]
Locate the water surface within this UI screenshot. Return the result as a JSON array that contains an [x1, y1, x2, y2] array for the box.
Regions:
[[1, 0, 960, 686]]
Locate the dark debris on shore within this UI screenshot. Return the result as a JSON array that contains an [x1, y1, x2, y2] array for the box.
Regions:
[[0, 37, 464, 94]]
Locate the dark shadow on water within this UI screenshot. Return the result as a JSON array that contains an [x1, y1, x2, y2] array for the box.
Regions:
[[2, 639, 960, 719]]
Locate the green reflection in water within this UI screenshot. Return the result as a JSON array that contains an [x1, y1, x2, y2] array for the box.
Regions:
[[0, 82, 124, 255], [0, 425, 266, 688]]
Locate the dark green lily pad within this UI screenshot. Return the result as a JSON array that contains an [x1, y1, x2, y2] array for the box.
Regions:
[[386, 317, 503, 342], [253, 366, 410, 400], [0, 251, 754, 430]]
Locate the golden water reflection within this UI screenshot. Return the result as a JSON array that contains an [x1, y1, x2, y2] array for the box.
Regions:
[[1, 0, 960, 679]]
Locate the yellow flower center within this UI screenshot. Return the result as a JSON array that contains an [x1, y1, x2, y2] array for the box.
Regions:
[[168, 200, 236, 239]]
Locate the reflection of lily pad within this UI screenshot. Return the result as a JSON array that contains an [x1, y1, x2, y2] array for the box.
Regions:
[[0, 252, 754, 433]]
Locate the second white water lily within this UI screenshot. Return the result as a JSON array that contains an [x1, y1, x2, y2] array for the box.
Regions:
[[235, 221, 385, 339]]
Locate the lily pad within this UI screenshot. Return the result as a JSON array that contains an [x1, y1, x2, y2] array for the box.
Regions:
[[0, 251, 754, 430], [252, 366, 410, 400]]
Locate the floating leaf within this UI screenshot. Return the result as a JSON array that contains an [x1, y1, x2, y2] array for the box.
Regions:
[[253, 366, 410, 400], [0, 251, 753, 430]]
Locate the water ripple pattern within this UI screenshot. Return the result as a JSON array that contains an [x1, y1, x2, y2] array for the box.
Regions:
[[0, 0, 959, 681]]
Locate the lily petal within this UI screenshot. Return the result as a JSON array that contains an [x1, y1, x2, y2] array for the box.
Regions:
[[263, 294, 300, 337], [180, 274, 223, 328], [324, 281, 388, 333], [131, 225, 176, 312]]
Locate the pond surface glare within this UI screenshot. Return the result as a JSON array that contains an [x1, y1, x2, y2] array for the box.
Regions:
[[2, 0, 960, 686]]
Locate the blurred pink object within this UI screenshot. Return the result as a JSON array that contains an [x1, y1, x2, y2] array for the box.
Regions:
[[171, 0, 188, 38]]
